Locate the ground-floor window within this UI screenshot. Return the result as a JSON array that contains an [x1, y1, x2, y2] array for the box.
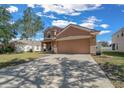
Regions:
[[116, 43, 118, 50], [112, 43, 115, 50], [112, 43, 119, 50]]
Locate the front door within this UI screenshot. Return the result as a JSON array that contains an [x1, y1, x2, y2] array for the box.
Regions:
[[112, 43, 115, 50], [47, 43, 51, 51]]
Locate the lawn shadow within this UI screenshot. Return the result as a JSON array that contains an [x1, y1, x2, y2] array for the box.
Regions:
[[0, 58, 34, 69], [99, 62, 124, 82]]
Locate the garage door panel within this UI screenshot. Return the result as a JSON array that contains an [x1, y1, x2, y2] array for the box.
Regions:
[[57, 39, 90, 54]]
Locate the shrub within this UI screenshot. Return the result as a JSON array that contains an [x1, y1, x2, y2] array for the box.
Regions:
[[0, 48, 4, 54], [0, 45, 15, 54], [5, 46, 15, 53], [29, 49, 33, 52]]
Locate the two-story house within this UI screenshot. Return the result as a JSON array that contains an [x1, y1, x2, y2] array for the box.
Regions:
[[112, 28, 124, 52], [42, 24, 100, 54]]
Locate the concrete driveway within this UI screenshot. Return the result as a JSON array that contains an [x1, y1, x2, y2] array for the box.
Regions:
[[0, 54, 114, 88]]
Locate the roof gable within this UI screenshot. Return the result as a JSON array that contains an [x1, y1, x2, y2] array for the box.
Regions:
[[44, 26, 63, 34], [56, 24, 97, 39]]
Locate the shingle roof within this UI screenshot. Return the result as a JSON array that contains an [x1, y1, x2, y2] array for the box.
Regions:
[[112, 27, 124, 36], [44, 26, 63, 33], [68, 24, 100, 32], [44, 24, 100, 34]]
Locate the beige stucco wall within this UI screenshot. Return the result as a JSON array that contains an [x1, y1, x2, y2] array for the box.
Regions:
[[112, 31, 124, 52], [54, 26, 97, 54], [90, 35, 96, 46], [43, 25, 98, 54], [90, 35, 97, 54], [57, 26, 90, 39], [44, 27, 62, 39]]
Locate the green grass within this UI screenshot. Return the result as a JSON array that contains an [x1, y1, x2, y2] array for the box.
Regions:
[[103, 51, 124, 57], [0, 52, 43, 68], [102, 51, 124, 67], [92, 51, 124, 88], [93, 51, 124, 66]]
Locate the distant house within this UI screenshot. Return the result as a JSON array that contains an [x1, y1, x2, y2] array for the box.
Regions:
[[42, 24, 100, 54], [112, 28, 124, 52], [97, 41, 110, 47], [12, 40, 42, 52], [97, 41, 112, 52]]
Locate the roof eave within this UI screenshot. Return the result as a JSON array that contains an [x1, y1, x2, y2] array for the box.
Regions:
[[91, 31, 100, 35]]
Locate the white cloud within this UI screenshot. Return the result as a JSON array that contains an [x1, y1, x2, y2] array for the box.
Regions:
[[108, 40, 112, 44], [7, 6, 18, 13], [47, 14, 57, 19], [121, 9, 124, 13], [83, 16, 100, 23], [99, 30, 111, 35], [100, 24, 109, 29], [36, 12, 43, 16], [52, 20, 77, 27], [40, 4, 102, 16], [27, 4, 35, 8], [36, 12, 57, 19], [11, 37, 20, 41], [36, 12, 42, 16], [80, 22, 96, 29], [68, 12, 81, 16], [79, 16, 100, 29], [8, 21, 15, 24]]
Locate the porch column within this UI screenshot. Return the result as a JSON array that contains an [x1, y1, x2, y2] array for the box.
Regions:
[[90, 36, 96, 55], [54, 41, 58, 53]]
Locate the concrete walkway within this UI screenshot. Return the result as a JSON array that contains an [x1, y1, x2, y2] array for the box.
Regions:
[[0, 54, 114, 88]]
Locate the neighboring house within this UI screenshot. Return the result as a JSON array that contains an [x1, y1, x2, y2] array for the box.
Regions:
[[13, 40, 41, 52], [42, 24, 100, 54], [112, 28, 124, 52]]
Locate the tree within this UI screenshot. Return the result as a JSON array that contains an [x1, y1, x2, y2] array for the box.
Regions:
[[17, 7, 44, 39], [0, 6, 17, 48], [98, 41, 110, 47]]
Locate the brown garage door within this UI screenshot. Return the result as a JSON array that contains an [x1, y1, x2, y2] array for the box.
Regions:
[[57, 39, 90, 54]]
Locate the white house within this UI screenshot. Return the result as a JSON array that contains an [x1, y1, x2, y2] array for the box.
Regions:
[[112, 28, 124, 52], [13, 40, 42, 52]]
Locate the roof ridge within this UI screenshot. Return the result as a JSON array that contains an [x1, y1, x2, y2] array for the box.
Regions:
[[68, 24, 99, 32]]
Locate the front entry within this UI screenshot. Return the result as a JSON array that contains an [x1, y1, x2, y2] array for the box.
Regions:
[[42, 42, 54, 53], [47, 43, 52, 51]]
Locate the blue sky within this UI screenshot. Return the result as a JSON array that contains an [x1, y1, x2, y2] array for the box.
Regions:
[[1, 4, 124, 43]]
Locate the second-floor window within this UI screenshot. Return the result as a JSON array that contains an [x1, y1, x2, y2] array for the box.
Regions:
[[47, 34, 51, 38]]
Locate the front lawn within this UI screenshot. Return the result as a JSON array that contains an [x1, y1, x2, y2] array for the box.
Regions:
[[93, 51, 124, 88], [0, 52, 43, 68]]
